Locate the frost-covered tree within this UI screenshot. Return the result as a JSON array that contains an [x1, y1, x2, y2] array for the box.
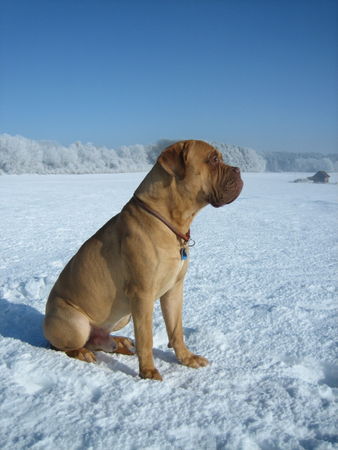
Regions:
[[212, 142, 266, 172], [0, 133, 336, 174], [263, 151, 337, 172]]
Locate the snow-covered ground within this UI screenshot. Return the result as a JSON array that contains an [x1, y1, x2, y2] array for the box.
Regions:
[[0, 172, 337, 449]]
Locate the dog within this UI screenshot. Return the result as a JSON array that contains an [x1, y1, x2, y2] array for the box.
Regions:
[[44, 140, 243, 380]]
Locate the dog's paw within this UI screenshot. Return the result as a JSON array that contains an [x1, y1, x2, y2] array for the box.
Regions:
[[113, 336, 136, 355], [139, 368, 163, 381], [179, 353, 209, 369], [66, 348, 97, 363]]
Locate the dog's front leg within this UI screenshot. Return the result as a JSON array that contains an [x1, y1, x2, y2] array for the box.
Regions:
[[131, 296, 163, 381], [160, 280, 209, 369]]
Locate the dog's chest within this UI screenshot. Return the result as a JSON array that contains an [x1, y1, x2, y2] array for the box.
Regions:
[[156, 252, 187, 298]]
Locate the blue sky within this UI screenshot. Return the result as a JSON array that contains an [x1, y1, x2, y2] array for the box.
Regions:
[[0, 0, 337, 153]]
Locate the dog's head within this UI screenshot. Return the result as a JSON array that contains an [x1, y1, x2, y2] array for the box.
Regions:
[[157, 140, 243, 207]]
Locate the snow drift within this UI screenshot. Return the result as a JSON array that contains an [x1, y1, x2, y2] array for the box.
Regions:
[[0, 133, 337, 174]]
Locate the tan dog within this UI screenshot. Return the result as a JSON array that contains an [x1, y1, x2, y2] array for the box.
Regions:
[[44, 140, 243, 380]]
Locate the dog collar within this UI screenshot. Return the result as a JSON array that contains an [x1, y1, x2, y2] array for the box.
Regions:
[[132, 195, 194, 246]]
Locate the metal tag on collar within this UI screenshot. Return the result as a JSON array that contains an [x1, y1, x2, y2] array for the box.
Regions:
[[180, 248, 188, 260], [188, 239, 195, 247]]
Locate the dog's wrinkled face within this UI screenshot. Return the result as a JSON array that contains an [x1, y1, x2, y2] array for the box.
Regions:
[[157, 140, 243, 208], [203, 146, 243, 207]]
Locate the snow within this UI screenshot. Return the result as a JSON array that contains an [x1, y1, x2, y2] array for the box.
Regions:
[[1, 133, 338, 174], [0, 172, 337, 449]]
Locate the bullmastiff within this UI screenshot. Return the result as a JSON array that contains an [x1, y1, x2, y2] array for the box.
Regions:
[[44, 140, 243, 380]]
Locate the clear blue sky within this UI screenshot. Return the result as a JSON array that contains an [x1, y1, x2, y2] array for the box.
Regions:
[[0, 0, 337, 153]]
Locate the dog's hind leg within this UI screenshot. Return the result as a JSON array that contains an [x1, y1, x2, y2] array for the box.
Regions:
[[44, 297, 96, 363]]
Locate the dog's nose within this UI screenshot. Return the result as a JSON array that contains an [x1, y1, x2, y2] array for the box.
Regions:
[[232, 166, 240, 174]]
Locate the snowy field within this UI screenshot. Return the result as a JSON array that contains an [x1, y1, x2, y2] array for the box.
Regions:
[[0, 172, 337, 449]]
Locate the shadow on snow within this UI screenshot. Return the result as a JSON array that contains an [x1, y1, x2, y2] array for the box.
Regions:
[[0, 297, 47, 347]]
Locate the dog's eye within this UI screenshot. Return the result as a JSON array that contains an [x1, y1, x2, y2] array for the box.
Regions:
[[210, 154, 219, 164], [207, 152, 222, 167]]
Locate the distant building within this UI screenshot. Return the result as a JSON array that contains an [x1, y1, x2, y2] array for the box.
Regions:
[[307, 171, 330, 183]]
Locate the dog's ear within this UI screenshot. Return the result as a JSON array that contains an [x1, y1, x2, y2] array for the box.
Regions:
[[157, 141, 189, 179]]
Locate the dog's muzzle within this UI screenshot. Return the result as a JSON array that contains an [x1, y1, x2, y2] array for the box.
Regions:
[[209, 166, 243, 207]]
